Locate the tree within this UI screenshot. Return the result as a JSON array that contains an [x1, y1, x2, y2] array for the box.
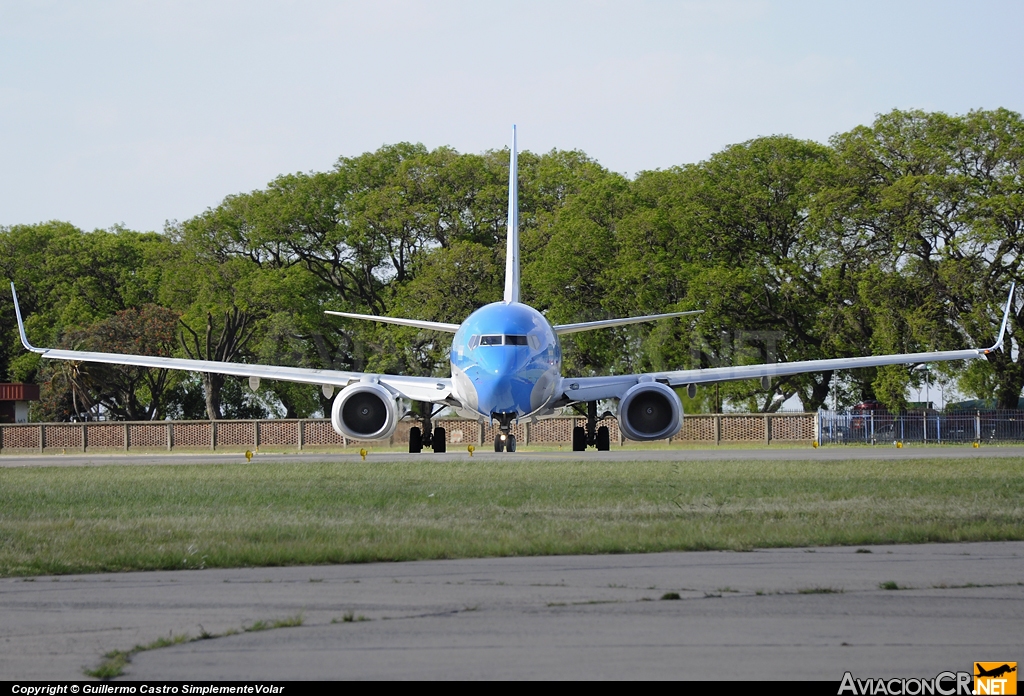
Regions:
[[609, 136, 846, 411], [178, 307, 257, 420], [525, 171, 635, 376], [827, 108, 1024, 408], [1, 223, 172, 384], [35, 305, 180, 421]]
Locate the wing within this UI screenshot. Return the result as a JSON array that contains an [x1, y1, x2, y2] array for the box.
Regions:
[[558, 286, 1014, 403], [552, 310, 703, 335], [12, 285, 455, 405], [324, 310, 460, 333]]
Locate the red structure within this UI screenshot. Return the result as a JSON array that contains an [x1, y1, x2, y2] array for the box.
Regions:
[[0, 383, 39, 424]]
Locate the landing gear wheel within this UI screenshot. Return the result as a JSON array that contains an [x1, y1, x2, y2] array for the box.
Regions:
[[433, 426, 446, 453], [596, 426, 610, 451], [409, 427, 422, 453], [506, 435, 517, 452], [494, 435, 505, 452], [572, 426, 586, 452]]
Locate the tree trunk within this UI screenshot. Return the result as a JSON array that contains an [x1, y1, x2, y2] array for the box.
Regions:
[[800, 372, 833, 411], [180, 307, 254, 421], [992, 357, 1024, 410], [203, 373, 224, 420]]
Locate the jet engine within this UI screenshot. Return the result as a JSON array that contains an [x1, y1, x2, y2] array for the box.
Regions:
[[617, 382, 683, 441], [331, 382, 403, 440]]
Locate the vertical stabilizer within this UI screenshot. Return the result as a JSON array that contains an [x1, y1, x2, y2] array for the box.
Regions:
[[504, 125, 520, 304]]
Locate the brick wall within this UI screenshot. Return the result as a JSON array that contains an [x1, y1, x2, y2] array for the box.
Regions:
[[0, 413, 816, 453]]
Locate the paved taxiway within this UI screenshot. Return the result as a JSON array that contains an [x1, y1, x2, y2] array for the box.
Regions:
[[3, 444, 1024, 467], [2, 542, 1022, 680]]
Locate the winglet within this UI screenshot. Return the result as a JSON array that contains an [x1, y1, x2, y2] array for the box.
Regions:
[[10, 283, 45, 354], [985, 282, 1015, 353], [503, 125, 520, 304]]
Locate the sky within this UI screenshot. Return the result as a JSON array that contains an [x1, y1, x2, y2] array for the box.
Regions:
[[2, 0, 1023, 234]]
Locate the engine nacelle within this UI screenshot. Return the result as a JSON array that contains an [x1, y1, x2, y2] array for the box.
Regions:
[[331, 382, 402, 440], [618, 382, 683, 441]]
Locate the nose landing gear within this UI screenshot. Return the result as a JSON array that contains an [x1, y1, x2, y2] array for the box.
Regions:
[[491, 412, 517, 453], [494, 433, 517, 452]]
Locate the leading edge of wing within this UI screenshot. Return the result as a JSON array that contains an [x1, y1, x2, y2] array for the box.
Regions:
[[653, 347, 990, 389], [660, 283, 1015, 387], [561, 285, 1016, 401], [23, 347, 453, 402], [562, 348, 990, 403], [11, 284, 453, 403]]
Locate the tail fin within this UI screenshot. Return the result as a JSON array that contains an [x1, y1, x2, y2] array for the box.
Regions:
[[504, 125, 520, 304]]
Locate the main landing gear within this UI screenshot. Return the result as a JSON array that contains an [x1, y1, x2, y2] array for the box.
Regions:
[[492, 412, 517, 453], [408, 404, 446, 454], [571, 401, 611, 452]]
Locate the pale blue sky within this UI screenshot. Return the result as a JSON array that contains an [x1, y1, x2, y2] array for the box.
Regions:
[[2, 0, 1022, 234]]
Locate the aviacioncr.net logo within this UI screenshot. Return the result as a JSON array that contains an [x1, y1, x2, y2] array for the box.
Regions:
[[838, 671, 973, 695]]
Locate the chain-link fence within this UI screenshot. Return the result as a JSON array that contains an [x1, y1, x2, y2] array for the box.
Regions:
[[817, 410, 1024, 444]]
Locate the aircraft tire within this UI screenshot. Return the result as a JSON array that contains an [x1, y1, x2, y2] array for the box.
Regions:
[[409, 427, 422, 453], [572, 426, 586, 451], [433, 426, 446, 453], [507, 435, 517, 452], [494, 435, 504, 452], [596, 426, 610, 451]]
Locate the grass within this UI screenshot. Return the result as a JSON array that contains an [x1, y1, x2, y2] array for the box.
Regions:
[[1, 457, 1023, 577], [798, 587, 844, 594], [246, 613, 304, 631], [332, 611, 370, 623], [85, 632, 192, 679], [84, 614, 304, 678]]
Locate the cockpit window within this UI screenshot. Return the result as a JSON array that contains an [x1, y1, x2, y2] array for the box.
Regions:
[[476, 334, 530, 347]]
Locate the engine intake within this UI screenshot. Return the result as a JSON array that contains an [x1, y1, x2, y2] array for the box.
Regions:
[[618, 382, 683, 441], [331, 382, 402, 440]]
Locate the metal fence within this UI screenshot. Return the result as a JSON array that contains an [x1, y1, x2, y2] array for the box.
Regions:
[[817, 410, 1024, 445], [0, 412, 818, 453]]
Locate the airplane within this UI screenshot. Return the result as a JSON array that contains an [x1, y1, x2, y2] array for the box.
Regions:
[[975, 664, 1016, 679], [9, 127, 1016, 453]]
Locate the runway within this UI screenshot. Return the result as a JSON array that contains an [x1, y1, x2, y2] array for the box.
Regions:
[[2, 542, 1022, 680], [3, 444, 1024, 467]]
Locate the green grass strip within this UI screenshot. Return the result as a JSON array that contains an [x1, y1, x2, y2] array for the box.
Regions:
[[2, 457, 1022, 577], [84, 614, 303, 679], [85, 633, 191, 679]]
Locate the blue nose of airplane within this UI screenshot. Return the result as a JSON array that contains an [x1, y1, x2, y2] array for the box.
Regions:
[[470, 347, 532, 415], [474, 375, 517, 415]]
